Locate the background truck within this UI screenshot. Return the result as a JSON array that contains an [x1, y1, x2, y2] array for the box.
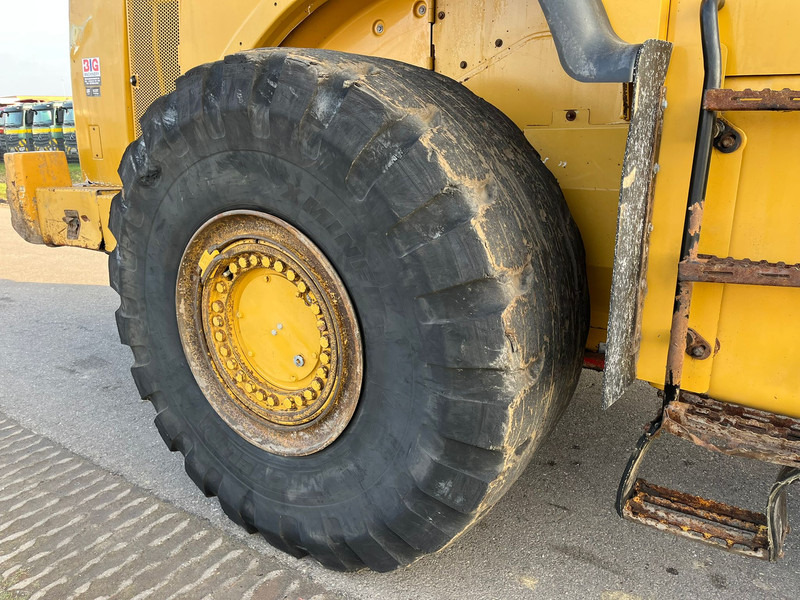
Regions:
[[30, 102, 61, 151], [0, 104, 33, 152], [0, 111, 5, 157], [60, 100, 78, 160], [4, 0, 799, 572]]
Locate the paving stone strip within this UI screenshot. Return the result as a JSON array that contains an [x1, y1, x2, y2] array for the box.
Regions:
[[0, 415, 345, 600]]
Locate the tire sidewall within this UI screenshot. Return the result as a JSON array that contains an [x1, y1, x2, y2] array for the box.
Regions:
[[140, 148, 422, 508]]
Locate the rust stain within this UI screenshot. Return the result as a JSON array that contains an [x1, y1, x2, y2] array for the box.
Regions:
[[623, 478, 769, 559], [704, 88, 800, 111], [679, 255, 800, 288], [663, 391, 800, 468]]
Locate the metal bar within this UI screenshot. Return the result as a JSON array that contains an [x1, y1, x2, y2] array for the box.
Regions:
[[679, 255, 800, 287], [663, 0, 724, 405], [704, 88, 800, 111], [767, 467, 800, 560], [602, 40, 672, 409]]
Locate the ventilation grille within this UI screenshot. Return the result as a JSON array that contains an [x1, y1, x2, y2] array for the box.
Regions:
[[126, 0, 181, 137]]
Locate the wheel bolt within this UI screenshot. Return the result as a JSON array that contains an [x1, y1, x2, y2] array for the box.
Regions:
[[294, 355, 305, 367]]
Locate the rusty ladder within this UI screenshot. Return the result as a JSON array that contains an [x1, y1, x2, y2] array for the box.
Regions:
[[616, 0, 800, 561]]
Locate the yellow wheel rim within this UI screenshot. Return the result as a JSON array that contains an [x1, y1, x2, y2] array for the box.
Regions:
[[176, 211, 362, 456]]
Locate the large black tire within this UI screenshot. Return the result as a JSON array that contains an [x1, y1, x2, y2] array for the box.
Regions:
[[109, 48, 588, 571]]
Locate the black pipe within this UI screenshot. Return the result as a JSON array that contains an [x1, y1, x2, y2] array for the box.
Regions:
[[663, 0, 724, 406], [538, 0, 642, 83]]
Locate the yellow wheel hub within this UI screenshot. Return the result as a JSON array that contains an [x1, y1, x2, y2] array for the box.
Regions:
[[176, 211, 362, 456]]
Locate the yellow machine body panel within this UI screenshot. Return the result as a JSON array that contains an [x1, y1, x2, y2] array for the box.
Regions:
[[69, 0, 134, 184], [634, 2, 800, 416], [21, 0, 800, 418]]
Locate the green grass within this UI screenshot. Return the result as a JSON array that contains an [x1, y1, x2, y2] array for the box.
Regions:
[[0, 159, 82, 200]]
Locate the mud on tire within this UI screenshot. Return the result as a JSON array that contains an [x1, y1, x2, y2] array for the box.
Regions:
[[109, 48, 589, 571]]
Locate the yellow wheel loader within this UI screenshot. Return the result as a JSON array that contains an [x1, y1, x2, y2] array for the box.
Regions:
[[4, 0, 800, 571]]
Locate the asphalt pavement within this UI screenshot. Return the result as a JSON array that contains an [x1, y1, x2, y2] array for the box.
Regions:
[[1, 203, 799, 599]]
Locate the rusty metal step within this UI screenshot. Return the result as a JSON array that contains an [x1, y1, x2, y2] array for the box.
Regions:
[[622, 479, 772, 559], [704, 88, 800, 111], [663, 392, 800, 467], [678, 255, 800, 287], [617, 392, 800, 561]]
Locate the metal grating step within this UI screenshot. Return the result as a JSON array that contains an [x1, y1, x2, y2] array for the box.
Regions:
[[622, 479, 771, 559], [663, 391, 800, 467], [704, 88, 800, 111], [678, 254, 800, 287]]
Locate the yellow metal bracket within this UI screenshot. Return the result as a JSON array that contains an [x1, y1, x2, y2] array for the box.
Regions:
[[3, 151, 118, 252]]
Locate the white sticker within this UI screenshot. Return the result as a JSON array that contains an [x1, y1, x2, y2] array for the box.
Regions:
[[82, 57, 102, 96]]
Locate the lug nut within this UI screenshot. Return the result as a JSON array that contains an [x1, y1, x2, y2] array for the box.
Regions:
[[294, 355, 305, 367]]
